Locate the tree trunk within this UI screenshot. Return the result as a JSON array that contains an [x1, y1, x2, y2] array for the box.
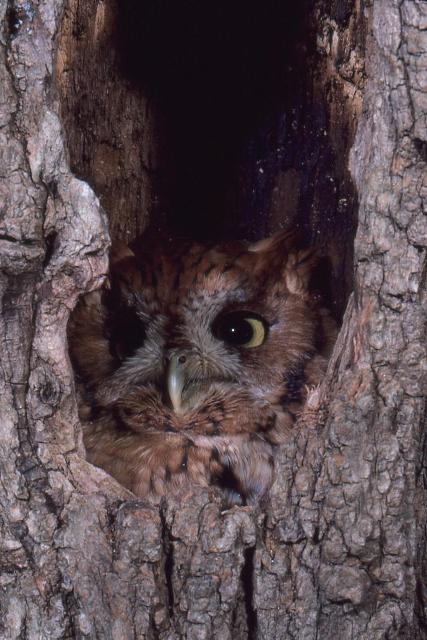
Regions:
[[0, 1, 426, 638]]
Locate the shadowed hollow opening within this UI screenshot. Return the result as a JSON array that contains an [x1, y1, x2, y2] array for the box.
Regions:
[[56, 0, 363, 318]]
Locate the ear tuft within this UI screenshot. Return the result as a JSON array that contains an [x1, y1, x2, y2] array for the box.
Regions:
[[110, 242, 136, 266], [247, 230, 319, 296], [285, 248, 319, 295], [109, 242, 140, 291], [247, 230, 297, 254]]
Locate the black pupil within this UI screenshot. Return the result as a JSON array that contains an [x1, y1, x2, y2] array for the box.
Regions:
[[219, 316, 254, 345]]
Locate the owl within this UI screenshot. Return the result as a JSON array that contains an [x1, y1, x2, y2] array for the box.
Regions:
[[68, 230, 336, 505]]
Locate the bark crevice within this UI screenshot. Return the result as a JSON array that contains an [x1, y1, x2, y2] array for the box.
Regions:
[[0, 0, 426, 638], [242, 546, 258, 640], [160, 501, 175, 621]]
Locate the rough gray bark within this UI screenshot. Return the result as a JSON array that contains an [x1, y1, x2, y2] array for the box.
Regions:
[[0, 1, 426, 640]]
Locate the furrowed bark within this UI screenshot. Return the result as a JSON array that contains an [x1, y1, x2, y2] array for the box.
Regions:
[[0, 1, 425, 639]]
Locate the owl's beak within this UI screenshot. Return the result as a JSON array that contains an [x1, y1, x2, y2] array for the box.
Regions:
[[166, 353, 187, 414]]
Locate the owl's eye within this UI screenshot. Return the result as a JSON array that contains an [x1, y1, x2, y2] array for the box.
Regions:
[[213, 312, 268, 348]]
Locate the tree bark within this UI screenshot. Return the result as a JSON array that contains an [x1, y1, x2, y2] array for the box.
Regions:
[[0, 1, 426, 639]]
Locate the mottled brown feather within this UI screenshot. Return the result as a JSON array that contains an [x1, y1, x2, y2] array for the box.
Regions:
[[68, 231, 337, 505]]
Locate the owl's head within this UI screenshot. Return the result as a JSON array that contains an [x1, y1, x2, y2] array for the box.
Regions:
[[76, 231, 331, 419]]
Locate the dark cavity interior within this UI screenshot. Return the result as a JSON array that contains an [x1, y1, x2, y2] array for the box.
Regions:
[[56, 0, 365, 319]]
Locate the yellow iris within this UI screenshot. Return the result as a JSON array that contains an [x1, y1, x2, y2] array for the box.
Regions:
[[242, 317, 266, 348]]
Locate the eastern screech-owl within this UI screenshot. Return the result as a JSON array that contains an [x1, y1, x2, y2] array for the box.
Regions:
[[68, 230, 336, 504]]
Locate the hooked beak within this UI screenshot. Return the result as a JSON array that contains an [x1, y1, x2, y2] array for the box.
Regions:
[[167, 353, 187, 414]]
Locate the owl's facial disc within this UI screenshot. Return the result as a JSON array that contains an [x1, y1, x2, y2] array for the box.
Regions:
[[165, 312, 269, 414]]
